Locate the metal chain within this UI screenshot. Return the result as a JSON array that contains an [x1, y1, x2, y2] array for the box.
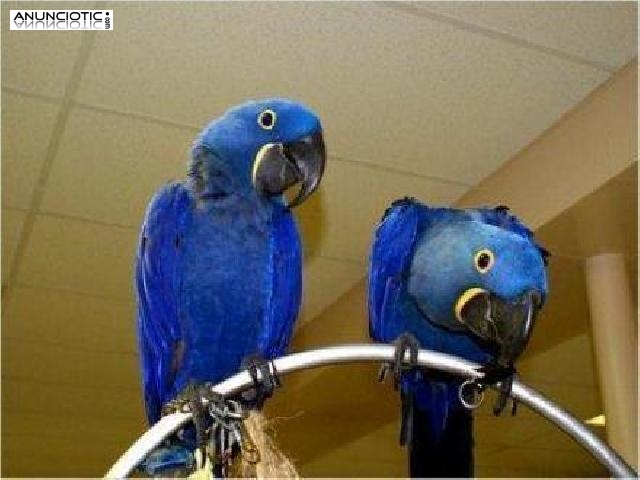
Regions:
[[162, 387, 261, 477]]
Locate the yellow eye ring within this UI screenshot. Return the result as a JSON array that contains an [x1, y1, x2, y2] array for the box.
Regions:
[[474, 249, 495, 274], [258, 109, 276, 130]]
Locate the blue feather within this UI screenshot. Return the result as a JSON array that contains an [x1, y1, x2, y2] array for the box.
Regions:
[[368, 197, 549, 475], [136, 182, 192, 423], [135, 98, 321, 427], [136, 187, 301, 425]]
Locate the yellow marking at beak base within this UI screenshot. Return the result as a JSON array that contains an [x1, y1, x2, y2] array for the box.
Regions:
[[454, 287, 488, 324], [252, 143, 277, 187]]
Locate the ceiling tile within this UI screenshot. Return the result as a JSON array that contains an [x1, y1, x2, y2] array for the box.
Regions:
[[2, 339, 139, 389], [3, 411, 145, 447], [3, 428, 135, 467], [1, 92, 60, 209], [2, 433, 131, 477], [1, 5, 633, 478], [13, 212, 363, 338], [410, 2, 637, 70], [3, 286, 137, 354], [1, 209, 26, 285], [298, 256, 364, 326], [2, 378, 143, 421], [41, 106, 194, 226], [44, 111, 467, 264], [2, 2, 84, 98], [76, 2, 608, 184], [16, 214, 138, 300], [296, 159, 468, 263]]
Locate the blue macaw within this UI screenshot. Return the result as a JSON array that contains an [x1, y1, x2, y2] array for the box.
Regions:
[[368, 198, 549, 477], [135, 98, 325, 473]]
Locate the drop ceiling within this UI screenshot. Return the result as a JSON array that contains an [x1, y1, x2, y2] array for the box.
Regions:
[[1, 1, 637, 477]]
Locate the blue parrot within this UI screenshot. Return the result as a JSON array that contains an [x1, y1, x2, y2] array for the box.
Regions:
[[368, 198, 549, 477], [135, 98, 325, 473]]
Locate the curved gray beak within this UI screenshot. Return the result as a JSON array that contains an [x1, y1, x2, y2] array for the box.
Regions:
[[455, 288, 542, 367], [252, 130, 326, 208]]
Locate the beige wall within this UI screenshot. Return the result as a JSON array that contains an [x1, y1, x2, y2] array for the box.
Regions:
[[457, 59, 637, 228]]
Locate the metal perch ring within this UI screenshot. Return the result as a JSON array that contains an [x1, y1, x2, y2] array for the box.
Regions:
[[458, 378, 485, 410], [105, 344, 637, 479]]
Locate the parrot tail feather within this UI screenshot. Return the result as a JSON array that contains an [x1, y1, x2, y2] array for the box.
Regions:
[[399, 389, 415, 447], [408, 394, 475, 478]]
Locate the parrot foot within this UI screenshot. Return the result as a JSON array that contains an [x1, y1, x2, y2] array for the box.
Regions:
[[377, 334, 420, 448], [470, 361, 519, 416], [168, 383, 221, 460], [240, 355, 281, 409], [378, 333, 421, 391], [165, 385, 259, 477]]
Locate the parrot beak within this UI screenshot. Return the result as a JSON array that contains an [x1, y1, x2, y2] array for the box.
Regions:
[[252, 130, 326, 208], [455, 288, 543, 367]]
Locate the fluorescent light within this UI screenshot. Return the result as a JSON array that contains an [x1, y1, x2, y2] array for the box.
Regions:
[[585, 414, 606, 426]]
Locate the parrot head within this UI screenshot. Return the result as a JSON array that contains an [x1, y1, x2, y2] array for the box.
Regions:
[[407, 213, 548, 367], [190, 97, 325, 208]]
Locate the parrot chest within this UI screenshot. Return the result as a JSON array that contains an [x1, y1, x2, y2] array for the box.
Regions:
[[179, 208, 274, 383]]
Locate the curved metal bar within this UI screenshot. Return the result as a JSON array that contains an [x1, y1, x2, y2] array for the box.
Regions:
[[105, 344, 636, 478]]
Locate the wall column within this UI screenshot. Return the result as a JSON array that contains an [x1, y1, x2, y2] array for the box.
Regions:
[[584, 253, 637, 468]]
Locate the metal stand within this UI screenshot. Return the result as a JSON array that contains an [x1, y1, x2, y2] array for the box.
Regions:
[[105, 344, 637, 478]]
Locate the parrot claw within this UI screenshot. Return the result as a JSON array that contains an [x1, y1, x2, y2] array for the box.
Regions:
[[167, 386, 256, 477], [493, 374, 518, 416], [399, 390, 415, 447], [474, 361, 519, 416], [193, 385, 221, 453], [163, 382, 221, 467], [240, 355, 281, 409], [378, 333, 421, 391], [376, 334, 421, 448]]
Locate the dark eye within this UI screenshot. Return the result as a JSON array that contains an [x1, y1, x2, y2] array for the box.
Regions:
[[258, 109, 276, 130], [474, 249, 494, 274]]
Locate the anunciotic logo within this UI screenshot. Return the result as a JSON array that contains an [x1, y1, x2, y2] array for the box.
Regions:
[[10, 10, 113, 30]]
